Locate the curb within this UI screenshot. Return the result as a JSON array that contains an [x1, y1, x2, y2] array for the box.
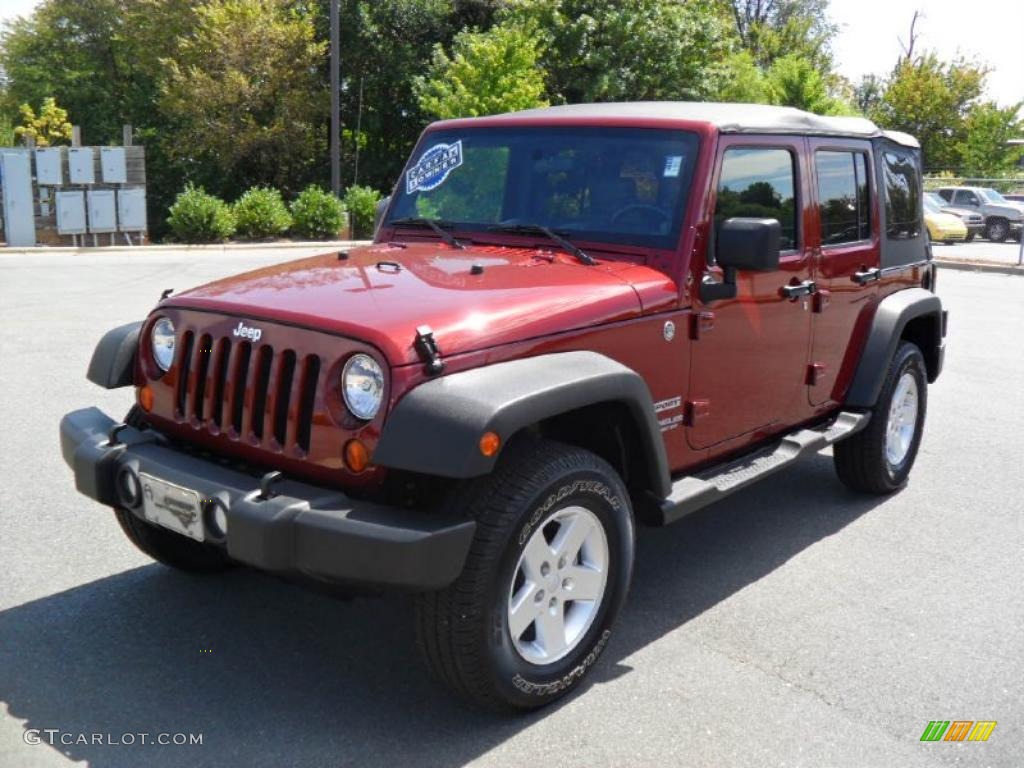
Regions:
[[0, 240, 371, 256], [934, 259, 1023, 276]]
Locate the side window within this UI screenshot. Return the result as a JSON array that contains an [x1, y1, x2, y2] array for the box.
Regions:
[[937, 189, 953, 202], [882, 149, 921, 239], [715, 147, 798, 250], [953, 190, 977, 206], [815, 150, 871, 245]]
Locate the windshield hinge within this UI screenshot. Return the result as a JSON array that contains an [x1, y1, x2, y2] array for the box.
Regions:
[[414, 325, 445, 375]]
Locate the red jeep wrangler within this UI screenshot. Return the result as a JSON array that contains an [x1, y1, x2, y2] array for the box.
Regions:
[[61, 102, 946, 711]]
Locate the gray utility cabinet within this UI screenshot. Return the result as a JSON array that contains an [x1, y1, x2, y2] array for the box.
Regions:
[[35, 148, 63, 186], [87, 189, 117, 233], [1, 150, 36, 247], [68, 148, 96, 184], [117, 188, 147, 231], [56, 190, 87, 235]]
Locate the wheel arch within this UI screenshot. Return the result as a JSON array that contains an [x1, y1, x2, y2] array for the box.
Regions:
[[374, 351, 672, 499], [845, 288, 944, 409], [87, 321, 142, 389]]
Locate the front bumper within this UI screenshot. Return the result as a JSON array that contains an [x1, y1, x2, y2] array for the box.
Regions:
[[60, 407, 475, 590]]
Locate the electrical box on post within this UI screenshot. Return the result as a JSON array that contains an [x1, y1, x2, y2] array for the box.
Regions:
[[117, 188, 147, 232], [101, 147, 127, 183], [68, 148, 95, 184], [56, 190, 87, 235], [87, 189, 117, 233], [35, 148, 63, 185]]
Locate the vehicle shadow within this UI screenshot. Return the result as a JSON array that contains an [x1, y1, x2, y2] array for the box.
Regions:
[[0, 453, 888, 768]]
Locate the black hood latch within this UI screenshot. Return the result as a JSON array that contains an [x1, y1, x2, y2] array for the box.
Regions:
[[414, 325, 445, 375]]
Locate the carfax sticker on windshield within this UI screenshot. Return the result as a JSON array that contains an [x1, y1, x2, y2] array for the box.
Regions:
[[663, 155, 683, 178], [406, 140, 464, 194]]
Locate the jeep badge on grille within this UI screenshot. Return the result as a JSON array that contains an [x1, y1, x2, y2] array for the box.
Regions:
[[232, 322, 262, 342]]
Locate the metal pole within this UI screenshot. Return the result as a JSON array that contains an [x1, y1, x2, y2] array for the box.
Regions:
[[1018, 226, 1023, 266], [329, 0, 340, 197]]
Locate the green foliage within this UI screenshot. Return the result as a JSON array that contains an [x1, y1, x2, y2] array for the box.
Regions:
[[232, 187, 292, 239], [14, 96, 72, 146], [0, 114, 16, 145], [167, 184, 236, 243], [718, 51, 774, 103], [415, 23, 547, 119], [956, 102, 1024, 176], [727, 0, 837, 71], [765, 55, 855, 115], [502, 0, 733, 103], [290, 185, 346, 240], [342, 185, 384, 239], [870, 54, 987, 171], [159, 0, 327, 199]]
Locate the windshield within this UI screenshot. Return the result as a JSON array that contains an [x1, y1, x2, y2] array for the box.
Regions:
[[923, 195, 942, 214], [980, 188, 1008, 203], [385, 126, 700, 250]]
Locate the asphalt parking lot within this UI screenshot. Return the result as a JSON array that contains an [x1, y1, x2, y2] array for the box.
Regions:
[[935, 239, 1023, 268], [1, 249, 1022, 768]]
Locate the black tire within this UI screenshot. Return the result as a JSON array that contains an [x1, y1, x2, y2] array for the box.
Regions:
[[985, 218, 1009, 243], [964, 231, 975, 242], [415, 438, 634, 712], [834, 341, 927, 494]]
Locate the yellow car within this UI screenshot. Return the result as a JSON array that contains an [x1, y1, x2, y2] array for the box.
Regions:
[[924, 195, 967, 243]]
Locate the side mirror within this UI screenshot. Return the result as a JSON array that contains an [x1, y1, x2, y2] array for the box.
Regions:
[[700, 218, 782, 303], [716, 217, 781, 271], [374, 195, 391, 237]]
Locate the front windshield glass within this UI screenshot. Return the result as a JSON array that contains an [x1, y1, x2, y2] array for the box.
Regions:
[[980, 188, 1007, 203], [386, 126, 700, 250], [923, 195, 941, 214]]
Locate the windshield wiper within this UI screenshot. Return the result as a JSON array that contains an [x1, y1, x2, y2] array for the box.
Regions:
[[487, 223, 597, 266], [389, 217, 466, 249]]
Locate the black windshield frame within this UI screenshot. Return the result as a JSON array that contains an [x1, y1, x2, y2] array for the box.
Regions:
[[383, 125, 700, 251]]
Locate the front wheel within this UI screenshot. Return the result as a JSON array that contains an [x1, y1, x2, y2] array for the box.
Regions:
[[834, 341, 928, 494], [415, 439, 634, 711], [985, 218, 1009, 242]]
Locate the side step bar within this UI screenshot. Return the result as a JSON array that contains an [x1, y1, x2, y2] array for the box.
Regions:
[[655, 411, 870, 526]]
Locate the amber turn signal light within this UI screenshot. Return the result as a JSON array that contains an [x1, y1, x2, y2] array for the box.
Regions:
[[138, 385, 154, 412], [344, 439, 370, 473], [479, 431, 501, 457]]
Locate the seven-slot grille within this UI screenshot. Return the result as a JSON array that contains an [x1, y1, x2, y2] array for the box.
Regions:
[[174, 329, 320, 453]]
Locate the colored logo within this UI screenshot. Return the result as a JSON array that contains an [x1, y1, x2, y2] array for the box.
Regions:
[[920, 721, 997, 742], [406, 141, 463, 194]]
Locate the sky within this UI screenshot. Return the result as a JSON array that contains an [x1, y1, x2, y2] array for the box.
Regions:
[[0, 0, 1021, 107]]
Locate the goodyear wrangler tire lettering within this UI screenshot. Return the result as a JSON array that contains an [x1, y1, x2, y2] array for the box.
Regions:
[[414, 438, 635, 712]]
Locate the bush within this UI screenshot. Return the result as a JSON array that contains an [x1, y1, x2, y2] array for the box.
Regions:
[[166, 184, 236, 243], [233, 186, 292, 239], [342, 185, 384, 239], [290, 185, 346, 239]]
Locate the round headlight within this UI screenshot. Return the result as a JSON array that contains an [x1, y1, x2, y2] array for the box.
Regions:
[[151, 317, 176, 372], [342, 353, 384, 420]]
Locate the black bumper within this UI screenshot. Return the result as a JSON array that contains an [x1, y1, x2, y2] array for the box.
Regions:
[[60, 407, 475, 590]]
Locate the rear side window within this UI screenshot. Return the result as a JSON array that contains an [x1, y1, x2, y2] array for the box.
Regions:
[[882, 149, 921, 239], [815, 151, 871, 245], [715, 147, 798, 250], [937, 189, 953, 202]]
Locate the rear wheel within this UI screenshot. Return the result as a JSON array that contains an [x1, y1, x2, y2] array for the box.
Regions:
[[834, 341, 927, 494], [415, 438, 634, 711], [964, 231, 976, 242]]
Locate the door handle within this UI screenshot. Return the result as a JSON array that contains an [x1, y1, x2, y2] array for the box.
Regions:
[[779, 279, 817, 300], [852, 267, 881, 285]]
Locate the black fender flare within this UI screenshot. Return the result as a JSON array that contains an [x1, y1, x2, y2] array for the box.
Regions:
[[87, 321, 142, 389], [374, 351, 671, 497], [845, 288, 944, 409]]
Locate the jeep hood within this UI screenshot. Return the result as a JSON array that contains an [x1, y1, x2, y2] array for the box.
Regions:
[[164, 242, 677, 366]]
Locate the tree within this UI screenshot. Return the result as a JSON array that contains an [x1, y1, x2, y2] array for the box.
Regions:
[[159, 0, 328, 198], [414, 23, 548, 119], [956, 102, 1024, 176], [14, 96, 72, 145], [765, 55, 855, 115], [727, 0, 837, 71], [718, 51, 774, 104], [502, 0, 733, 103], [871, 53, 987, 171], [853, 74, 886, 116]]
